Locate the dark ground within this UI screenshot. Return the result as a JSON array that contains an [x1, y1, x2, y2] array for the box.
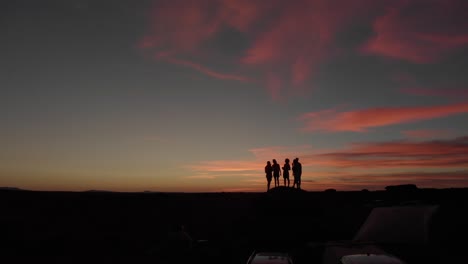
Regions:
[[1, 187, 467, 263]]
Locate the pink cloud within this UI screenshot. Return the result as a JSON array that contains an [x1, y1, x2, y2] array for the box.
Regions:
[[303, 171, 468, 191], [188, 145, 316, 173], [299, 102, 468, 132], [188, 137, 468, 190], [141, 0, 468, 99], [140, 0, 381, 99], [361, 0, 468, 63], [191, 137, 468, 172], [240, 0, 377, 94], [311, 136, 468, 169]]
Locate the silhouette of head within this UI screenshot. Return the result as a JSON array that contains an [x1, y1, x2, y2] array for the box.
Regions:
[[267, 161, 271, 165], [285, 158, 290, 163], [272, 159, 277, 164]]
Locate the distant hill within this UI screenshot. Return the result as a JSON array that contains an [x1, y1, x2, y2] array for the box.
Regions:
[[385, 184, 418, 192], [83, 190, 113, 193], [0, 187, 24, 191]]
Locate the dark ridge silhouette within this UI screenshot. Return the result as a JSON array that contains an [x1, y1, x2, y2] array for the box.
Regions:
[[1, 188, 467, 263], [83, 189, 113, 193], [0, 187, 23, 191], [267, 186, 308, 194], [385, 184, 418, 192], [324, 188, 337, 193], [143, 190, 164, 193]]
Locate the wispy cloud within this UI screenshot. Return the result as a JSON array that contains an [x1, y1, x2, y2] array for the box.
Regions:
[[309, 136, 468, 168], [188, 145, 316, 173], [361, 0, 468, 63], [139, 0, 381, 99], [301, 170, 468, 191], [298, 102, 468, 132], [188, 136, 468, 190], [191, 137, 468, 172], [140, 0, 468, 99]]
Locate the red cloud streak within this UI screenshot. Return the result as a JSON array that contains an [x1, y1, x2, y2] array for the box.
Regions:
[[299, 102, 468, 132], [140, 0, 380, 99], [309, 136, 468, 169], [141, 0, 468, 99], [190, 137, 468, 190], [361, 0, 468, 63], [192, 137, 468, 171]]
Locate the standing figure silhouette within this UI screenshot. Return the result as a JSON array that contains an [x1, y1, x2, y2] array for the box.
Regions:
[[282, 158, 291, 187], [272, 159, 281, 187], [296, 158, 302, 189], [265, 161, 273, 191], [292, 158, 299, 189]]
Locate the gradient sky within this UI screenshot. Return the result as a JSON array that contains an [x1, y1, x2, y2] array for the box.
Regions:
[[1, 0, 468, 192]]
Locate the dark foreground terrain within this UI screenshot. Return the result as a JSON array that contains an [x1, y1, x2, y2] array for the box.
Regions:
[[1, 187, 467, 263]]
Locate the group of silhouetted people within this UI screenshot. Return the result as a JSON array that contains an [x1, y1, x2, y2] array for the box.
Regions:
[[265, 158, 302, 191]]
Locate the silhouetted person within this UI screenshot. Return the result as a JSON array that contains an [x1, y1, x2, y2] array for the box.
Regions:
[[292, 158, 297, 188], [265, 161, 273, 191], [296, 158, 302, 189], [292, 158, 302, 189], [282, 158, 291, 187], [272, 159, 281, 187]]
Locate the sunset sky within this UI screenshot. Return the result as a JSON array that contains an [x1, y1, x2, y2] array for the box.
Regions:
[[1, 0, 468, 192]]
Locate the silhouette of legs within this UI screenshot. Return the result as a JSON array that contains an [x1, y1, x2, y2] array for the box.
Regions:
[[283, 177, 290, 187], [267, 178, 272, 191]]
